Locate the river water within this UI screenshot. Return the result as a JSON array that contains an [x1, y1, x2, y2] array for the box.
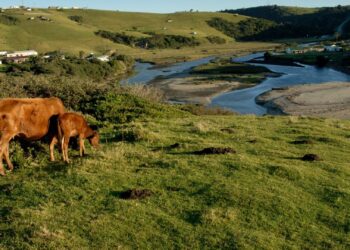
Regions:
[[123, 53, 350, 115]]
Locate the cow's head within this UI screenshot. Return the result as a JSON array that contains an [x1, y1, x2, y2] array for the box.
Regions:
[[88, 131, 100, 149]]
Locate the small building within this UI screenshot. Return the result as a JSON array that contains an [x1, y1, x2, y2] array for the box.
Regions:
[[0, 51, 8, 56], [191, 31, 197, 35], [167, 19, 173, 23], [96, 55, 110, 62], [28, 17, 35, 20], [0, 60, 2, 65], [7, 50, 38, 58], [26, 8, 32, 11], [6, 50, 38, 63]]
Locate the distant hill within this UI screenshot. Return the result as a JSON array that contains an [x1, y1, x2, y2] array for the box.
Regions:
[[0, 9, 248, 55], [221, 5, 350, 39]]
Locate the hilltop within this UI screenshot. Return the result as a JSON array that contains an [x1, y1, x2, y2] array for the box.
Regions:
[[221, 5, 350, 40], [0, 8, 276, 63]]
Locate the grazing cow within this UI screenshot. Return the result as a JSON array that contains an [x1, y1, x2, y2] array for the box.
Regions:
[[0, 97, 65, 175], [50, 113, 99, 163]]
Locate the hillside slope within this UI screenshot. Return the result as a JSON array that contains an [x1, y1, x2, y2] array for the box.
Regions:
[[0, 9, 276, 62], [222, 5, 350, 39], [0, 113, 349, 249]]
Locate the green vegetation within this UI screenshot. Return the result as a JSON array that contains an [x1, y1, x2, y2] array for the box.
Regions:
[[96, 30, 200, 49], [3, 54, 134, 81], [68, 15, 83, 24], [191, 58, 274, 84], [0, 93, 349, 248], [223, 5, 350, 39], [206, 36, 226, 44], [0, 9, 276, 64], [269, 51, 350, 68], [207, 17, 277, 41], [0, 14, 19, 25]]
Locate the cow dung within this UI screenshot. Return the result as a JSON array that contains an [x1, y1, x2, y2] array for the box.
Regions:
[[194, 147, 236, 155], [302, 154, 321, 162], [120, 189, 153, 200]]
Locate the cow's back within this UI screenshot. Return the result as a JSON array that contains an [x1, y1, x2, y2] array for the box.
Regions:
[[0, 97, 65, 140]]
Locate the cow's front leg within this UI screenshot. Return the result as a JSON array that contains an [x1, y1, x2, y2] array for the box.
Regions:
[[4, 144, 13, 172]]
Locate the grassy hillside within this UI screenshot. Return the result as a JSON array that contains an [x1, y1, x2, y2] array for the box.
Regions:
[[222, 5, 350, 40], [0, 111, 349, 249], [0, 9, 276, 63]]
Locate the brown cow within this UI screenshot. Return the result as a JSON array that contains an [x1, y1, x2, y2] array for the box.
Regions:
[[0, 97, 65, 175], [50, 112, 99, 163]]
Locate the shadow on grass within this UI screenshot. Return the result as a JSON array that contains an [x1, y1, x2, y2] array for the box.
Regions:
[[42, 162, 70, 175]]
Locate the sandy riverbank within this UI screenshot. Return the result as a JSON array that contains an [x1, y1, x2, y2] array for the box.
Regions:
[[256, 82, 350, 119], [149, 76, 254, 104]]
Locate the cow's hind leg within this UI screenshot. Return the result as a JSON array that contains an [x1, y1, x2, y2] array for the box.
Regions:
[[0, 134, 12, 176], [62, 136, 70, 163]]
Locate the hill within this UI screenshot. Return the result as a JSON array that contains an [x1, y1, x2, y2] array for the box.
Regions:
[[0, 8, 276, 63], [0, 106, 349, 249], [221, 5, 350, 40]]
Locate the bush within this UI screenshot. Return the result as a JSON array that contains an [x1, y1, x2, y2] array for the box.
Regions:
[[207, 17, 278, 41], [5, 55, 134, 81], [68, 15, 83, 23], [96, 30, 200, 49], [206, 36, 226, 44], [0, 14, 19, 25]]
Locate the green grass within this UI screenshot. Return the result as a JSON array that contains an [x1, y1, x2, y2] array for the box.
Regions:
[[0, 9, 277, 63], [0, 114, 349, 249], [191, 58, 273, 84]]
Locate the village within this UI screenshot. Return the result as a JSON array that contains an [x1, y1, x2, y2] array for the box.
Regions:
[[0, 49, 112, 67]]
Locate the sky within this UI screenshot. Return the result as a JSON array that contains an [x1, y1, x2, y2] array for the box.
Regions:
[[1, 0, 349, 13]]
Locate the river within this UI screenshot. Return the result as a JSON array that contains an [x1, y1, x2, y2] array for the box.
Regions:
[[123, 53, 350, 115]]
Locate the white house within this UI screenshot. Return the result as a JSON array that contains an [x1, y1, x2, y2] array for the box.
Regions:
[[7, 50, 38, 58], [0, 60, 2, 65], [0, 51, 7, 56]]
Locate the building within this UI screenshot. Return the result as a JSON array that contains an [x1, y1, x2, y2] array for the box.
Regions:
[[6, 50, 38, 63], [0, 51, 7, 56], [96, 55, 110, 62]]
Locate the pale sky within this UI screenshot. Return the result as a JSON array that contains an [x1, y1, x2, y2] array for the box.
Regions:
[[1, 0, 349, 13]]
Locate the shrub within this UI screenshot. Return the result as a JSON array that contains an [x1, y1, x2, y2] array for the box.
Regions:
[[0, 14, 19, 25], [206, 36, 226, 44], [96, 30, 200, 49], [68, 15, 83, 23]]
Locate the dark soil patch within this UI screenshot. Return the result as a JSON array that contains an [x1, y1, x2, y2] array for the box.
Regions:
[[193, 147, 236, 155], [169, 143, 180, 149], [292, 140, 314, 145], [302, 154, 321, 162], [248, 139, 258, 144], [120, 189, 154, 200]]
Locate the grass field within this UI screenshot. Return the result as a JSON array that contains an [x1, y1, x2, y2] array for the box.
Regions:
[[0, 113, 349, 249], [0, 9, 277, 63]]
